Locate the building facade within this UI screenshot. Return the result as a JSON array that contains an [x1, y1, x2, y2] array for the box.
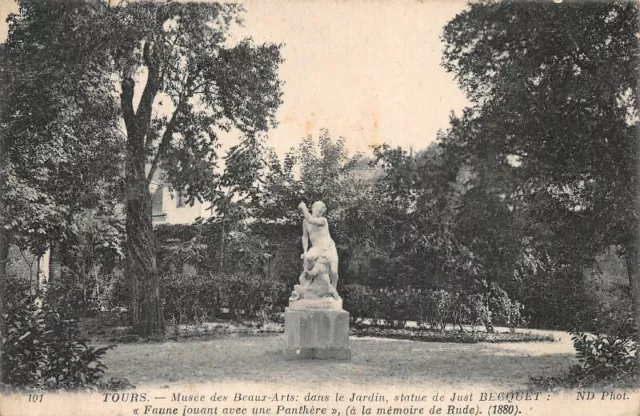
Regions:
[[149, 171, 212, 225]]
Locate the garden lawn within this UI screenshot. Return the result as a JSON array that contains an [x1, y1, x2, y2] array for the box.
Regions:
[[101, 329, 575, 390]]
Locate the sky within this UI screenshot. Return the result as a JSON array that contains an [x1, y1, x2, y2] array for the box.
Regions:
[[0, 0, 471, 158]]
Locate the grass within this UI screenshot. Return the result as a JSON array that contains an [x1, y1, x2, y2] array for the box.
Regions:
[[100, 329, 574, 390], [84, 319, 640, 392]]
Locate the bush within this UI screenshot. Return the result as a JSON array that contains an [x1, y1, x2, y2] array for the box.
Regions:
[[346, 287, 421, 328], [3, 275, 31, 311], [162, 273, 288, 324], [532, 311, 638, 389], [222, 273, 288, 319], [375, 287, 416, 328], [488, 285, 527, 332], [162, 273, 215, 324], [570, 332, 637, 384], [1, 299, 114, 391], [395, 288, 422, 328], [451, 298, 471, 331], [45, 269, 95, 318], [339, 284, 375, 325], [465, 293, 492, 332], [353, 326, 555, 344], [569, 312, 638, 385], [343, 283, 525, 333], [505, 301, 526, 332], [41, 266, 128, 319], [522, 270, 598, 331], [420, 290, 455, 330]]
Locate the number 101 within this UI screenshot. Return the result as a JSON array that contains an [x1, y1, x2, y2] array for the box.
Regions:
[[28, 393, 43, 403]]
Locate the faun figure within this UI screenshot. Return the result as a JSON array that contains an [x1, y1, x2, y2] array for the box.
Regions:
[[298, 201, 339, 289]]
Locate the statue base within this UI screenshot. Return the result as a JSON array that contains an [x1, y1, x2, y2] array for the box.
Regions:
[[283, 306, 351, 360], [287, 297, 343, 311]]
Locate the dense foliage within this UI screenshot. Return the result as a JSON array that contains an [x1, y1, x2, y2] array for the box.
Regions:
[[162, 273, 288, 324], [2, 0, 284, 336], [2, 0, 638, 388], [441, 0, 638, 327], [441, 0, 639, 381], [1, 299, 114, 391], [342, 283, 525, 332], [151, 130, 600, 333]]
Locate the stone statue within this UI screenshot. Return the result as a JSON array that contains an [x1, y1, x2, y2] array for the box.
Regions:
[[283, 201, 351, 360], [288, 201, 342, 308], [289, 246, 340, 302], [298, 201, 339, 289]]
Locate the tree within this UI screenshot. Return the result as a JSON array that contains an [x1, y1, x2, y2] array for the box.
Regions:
[[210, 135, 267, 272], [259, 129, 362, 224], [2, 0, 283, 337], [357, 142, 479, 289], [441, 1, 639, 340], [251, 131, 364, 281], [1, 0, 123, 292], [103, 1, 283, 335]]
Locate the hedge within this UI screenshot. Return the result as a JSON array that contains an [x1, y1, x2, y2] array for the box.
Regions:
[[162, 273, 289, 324], [161, 275, 526, 332], [341, 283, 526, 332]]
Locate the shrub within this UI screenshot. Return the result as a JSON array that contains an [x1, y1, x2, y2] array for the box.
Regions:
[[465, 293, 492, 332], [162, 273, 214, 324], [221, 273, 287, 319], [488, 285, 527, 332], [353, 326, 555, 344], [532, 312, 638, 389], [420, 290, 454, 330], [375, 287, 418, 328], [341, 284, 376, 325], [570, 332, 637, 384], [505, 301, 527, 332], [451, 297, 471, 331], [395, 288, 421, 328], [1, 299, 114, 391], [162, 273, 288, 324], [373, 287, 395, 326], [568, 311, 638, 386], [3, 275, 31, 310], [42, 266, 128, 319], [342, 284, 526, 333], [522, 270, 598, 331]]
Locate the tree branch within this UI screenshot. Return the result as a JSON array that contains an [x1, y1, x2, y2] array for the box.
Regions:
[[120, 73, 136, 138], [146, 103, 181, 183], [188, 78, 210, 95], [135, 40, 161, 144]]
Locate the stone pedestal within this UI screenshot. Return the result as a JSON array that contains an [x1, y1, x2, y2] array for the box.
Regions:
[[283, 308, 351, 360]]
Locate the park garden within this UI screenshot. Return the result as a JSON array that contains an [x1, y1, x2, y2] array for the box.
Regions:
[[0, 0, 638, 393]]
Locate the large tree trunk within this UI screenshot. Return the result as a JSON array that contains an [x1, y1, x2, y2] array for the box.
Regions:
[[120, 42, 165, 337], [125, 150, 164, 337]]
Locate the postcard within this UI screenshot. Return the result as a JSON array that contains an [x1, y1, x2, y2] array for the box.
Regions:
[[0, 1, 638, 415]]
